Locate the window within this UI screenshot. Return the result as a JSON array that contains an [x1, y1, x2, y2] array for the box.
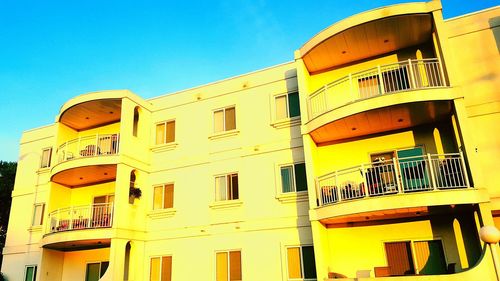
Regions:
[[280, 163, 307, 193], [24, 265, 37, 281], [85, 261, 109, 281], [286, 246, 316, 280], [275, 92, 300, 120], [214, 106, 236, 133], [153, 184, 174, 210], [215, 174, 238, 201], [32, 203, 45, 226], [216, 250, 241, 281], [40, 147, 52, 168], [156, 120, 176, 145], [384, 240, 447, 276], [150, 256, 172, 281]]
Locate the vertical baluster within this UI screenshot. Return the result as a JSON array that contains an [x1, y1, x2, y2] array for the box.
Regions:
[[335, 171, 341, 202], [408, 59, 415, 89], [427, 154, 437, 190], [377, 65, 385, 95], [361, 164, 367, 198], [393, 158, 401, 193]]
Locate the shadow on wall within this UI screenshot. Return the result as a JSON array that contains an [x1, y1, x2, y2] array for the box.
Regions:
[[489, 17, 500, 53]]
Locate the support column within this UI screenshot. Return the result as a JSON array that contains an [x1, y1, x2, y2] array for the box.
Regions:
[[100, 238, 129, 281]]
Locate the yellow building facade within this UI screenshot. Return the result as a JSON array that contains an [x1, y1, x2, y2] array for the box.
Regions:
[[1, 1, 499, 280]]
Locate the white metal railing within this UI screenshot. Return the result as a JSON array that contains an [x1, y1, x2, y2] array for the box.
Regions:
[[317, 152, 469, 206], [57, 133, 120, 163], [307, 58, 447, 120], [46, 203, 114, 234]]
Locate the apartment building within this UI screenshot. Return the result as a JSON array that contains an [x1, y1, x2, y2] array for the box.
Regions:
[[1, 1, 499, 280]]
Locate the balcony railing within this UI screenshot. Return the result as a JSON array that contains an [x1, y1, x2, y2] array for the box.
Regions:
[[46, 203, 114, 234], [307, 58, 447, 120], [57, 133, 120, 163], [317, 152, 470, 206]]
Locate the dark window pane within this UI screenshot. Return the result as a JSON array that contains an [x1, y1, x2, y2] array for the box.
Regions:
[[164, 184, 174, 208], [86, 263, 100, 281], [281, 166, 293, 193], [25, 266, 35, 281], [166, 121, 175, 143], [225, 107, 236, 130], [302, 246, 317, 278], [100, 262, 109, 277], [161, 256, 172, 281], [229, 251, 242, 281], [230, 174, 239, 200], [294, 163, 308, 192], [288, 92, 300, 117]]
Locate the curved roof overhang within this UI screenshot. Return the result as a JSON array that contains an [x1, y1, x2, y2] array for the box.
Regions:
[[297, 1, 441, 73]]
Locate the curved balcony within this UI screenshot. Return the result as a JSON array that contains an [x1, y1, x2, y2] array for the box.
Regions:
[[42, 203, 113, 251], [312, 153, 489, 224], [51, 133, 119, 187], [307, 59, 447, 120]]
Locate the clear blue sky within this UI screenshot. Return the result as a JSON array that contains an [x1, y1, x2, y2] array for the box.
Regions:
[[0, 0, 497, 161]]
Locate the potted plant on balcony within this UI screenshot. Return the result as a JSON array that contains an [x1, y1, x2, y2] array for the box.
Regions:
[[129, 186, 142, 204]]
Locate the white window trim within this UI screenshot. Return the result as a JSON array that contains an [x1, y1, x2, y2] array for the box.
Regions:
[[149, 255, 173, 281], [154, 119, 177, 147], [24, 265, 37, 281], [31, 203, 45, 227], [152, 183, 174, 211], [214, 249, 242, 281], [276, 163, 308, 204], [40, 147, 52, 169], [285, 244, 316, 281]]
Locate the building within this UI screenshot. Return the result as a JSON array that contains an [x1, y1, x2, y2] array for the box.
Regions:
[[1, 1, 499, 280]]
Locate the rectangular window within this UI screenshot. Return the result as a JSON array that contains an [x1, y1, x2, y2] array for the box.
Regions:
[[384, 240, 446, 276], [275, 92, 300, 120], [155, 120, 176, 145], [40, 147, 52, 168], [85, 262, 109, 281], [24, 265, 37, 281], [286, 246, 316, 280], [32, 203, 45, 226], [280, 163, 307, 193], [214, 106, 236, 133], [150, 256, 172, 281], [216, 250, 241, 281], [153, 184, 174, 210], [215, 173, 238, 201]]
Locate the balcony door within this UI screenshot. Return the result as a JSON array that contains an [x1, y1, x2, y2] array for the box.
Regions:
[[397, 147, 430, 191], [92, 194, 114, 227]]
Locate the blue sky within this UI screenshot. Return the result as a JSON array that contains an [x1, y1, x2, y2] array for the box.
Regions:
[[0, 0, 497, 161]]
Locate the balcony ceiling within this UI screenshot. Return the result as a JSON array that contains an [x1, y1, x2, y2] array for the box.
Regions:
[[51, 164, 117, 188], [43, 238, 111, 252], [60, 99, 122, 131], [301, 14, 433, 73], [311, 101, 453, 144]]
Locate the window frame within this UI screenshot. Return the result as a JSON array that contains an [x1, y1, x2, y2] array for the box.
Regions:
[[149, 255, 173, 281], [274, 91, 300, 121], [214, 173, 239, 202], [24, 265, 37, 281], [155, 119, 176, 145], [213, 106, 236, 133], [285, 245, 316, 281], [40, 147, 52, 168], [153, 183, 175, 210], [31, 203, 45, 227], [85, 261, 109, 281], [215, 249, 242, 281], [279, 162, 308, 194]]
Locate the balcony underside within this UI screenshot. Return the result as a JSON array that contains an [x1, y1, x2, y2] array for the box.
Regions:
[[60, 99, 122, 131], [43, 238, 111, 252], [51, 164, 117, 188], [310, 99, 453, 144], [311, 188, 489, 225]]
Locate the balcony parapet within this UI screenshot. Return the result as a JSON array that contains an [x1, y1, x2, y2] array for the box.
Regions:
[[307, 58, 448, 122], [45, 203, 113, 235], [57, 133, 120, 164], [316, 152, 470, 207]]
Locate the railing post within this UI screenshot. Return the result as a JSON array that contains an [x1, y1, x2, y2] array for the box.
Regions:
[[437, 57, 446, 86], [109, 203, 114, 227], [361, 164, 368, 197], [64, 141, 68, 161], [87, 205, 92, 228], [307, 95, 312, 121], [95, 133, 99, 156], [323, 85, 328, 113], [459, 150, 471, 188], [335, 171, 341, 202], [408, 59, 416, 89], [427, 153, 437, 190], [393, 158, 402, 193], [69, 206, 74, 230], [77, 136, 81, 157], [377, 65, 385, 95], [348, 73, 354, 101]]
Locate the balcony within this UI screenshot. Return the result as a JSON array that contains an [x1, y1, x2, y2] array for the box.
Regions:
[[307, 58, 447, 121], [46, 203, 113, 234], [317, 152, 469, 207], [57, 133, 120, 163]]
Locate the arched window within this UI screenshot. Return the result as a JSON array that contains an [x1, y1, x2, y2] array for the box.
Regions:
[[133, 107, 140, 137]]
